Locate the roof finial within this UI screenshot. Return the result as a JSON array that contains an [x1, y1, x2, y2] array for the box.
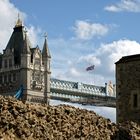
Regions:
[[24, 28, 28, 40], [15, 13, 22, 27], [24, 28, 28, 34]]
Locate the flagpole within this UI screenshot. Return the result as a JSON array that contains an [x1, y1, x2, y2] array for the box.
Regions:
[[92, 70, 94, 85], [86, 65, 95, 85]]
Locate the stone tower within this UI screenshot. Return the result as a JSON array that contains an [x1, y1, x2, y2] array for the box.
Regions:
[[0, 17, 51, 104], [116, 54, 140, 124]]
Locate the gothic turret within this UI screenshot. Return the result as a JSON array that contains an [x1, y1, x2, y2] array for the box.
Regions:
[[42, 37, 51, 58], [42, 36, 51, 104]]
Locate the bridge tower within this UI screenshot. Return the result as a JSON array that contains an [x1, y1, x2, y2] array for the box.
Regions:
[[116, 54, 140, 124], [0, 16, 51, 104]]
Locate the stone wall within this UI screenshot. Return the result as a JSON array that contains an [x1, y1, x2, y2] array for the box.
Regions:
[[116, 55, 140, 124]]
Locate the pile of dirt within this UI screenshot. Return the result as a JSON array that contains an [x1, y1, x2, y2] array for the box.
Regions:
[[116, 121, 140, 140], [0, 96, 139, 140]]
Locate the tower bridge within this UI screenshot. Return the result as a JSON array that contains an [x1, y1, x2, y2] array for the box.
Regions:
[[0, 17, 116, 108], [50, 78, 116, 107]]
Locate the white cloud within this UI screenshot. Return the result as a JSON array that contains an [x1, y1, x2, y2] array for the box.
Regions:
[[82, 39, 140, 84], [97, 39, 140, 73], [105, 0, 140, 12], [69, 67, 81, 77], [78, 55, 101, 67], [73, 20, 109, 40], [0, 0, 41, 52], [0, 0, 25, 51], [27, 26, 42, 47]]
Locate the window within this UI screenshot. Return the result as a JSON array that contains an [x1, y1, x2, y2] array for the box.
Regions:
[[4, 59, 7, 68], [14, 54, 20, 65], [9, 59, 12, 67], [31, 54, 33, 63], [4, 75, 7, 83], [133, 94, 138, 108], [13, 73, 16, 81], [0, 75, 2, 84], [35, 58, 40, 65], [8, 74, 12, 82]]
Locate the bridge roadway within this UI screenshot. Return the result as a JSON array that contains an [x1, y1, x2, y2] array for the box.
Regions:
[[50, 78, 116, 108]]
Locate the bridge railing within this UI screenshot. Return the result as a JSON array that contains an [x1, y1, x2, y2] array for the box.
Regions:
[[50, 78, 116, 97]]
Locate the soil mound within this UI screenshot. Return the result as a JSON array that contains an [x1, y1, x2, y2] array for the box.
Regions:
[[0, 96, 139, 140]]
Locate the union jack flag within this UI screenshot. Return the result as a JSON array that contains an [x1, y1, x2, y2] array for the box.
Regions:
[[86, 65, 95, 71]]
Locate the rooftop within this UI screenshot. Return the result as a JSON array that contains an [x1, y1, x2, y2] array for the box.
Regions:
[[115, 54, 140, 64]]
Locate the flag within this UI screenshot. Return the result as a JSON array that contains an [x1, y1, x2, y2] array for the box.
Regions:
[[86, 65, 95, 71]]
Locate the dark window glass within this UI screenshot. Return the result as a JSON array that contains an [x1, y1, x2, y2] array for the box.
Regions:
[[14, 54, 20, 65], [31, 54, 33, 63], [133, 94, 138, 108], [0, 75, 2, 84]]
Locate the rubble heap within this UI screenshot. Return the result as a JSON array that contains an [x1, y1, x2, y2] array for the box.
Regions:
[[0, 96, 139, 140]]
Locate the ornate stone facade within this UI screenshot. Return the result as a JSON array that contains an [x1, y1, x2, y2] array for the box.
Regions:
[[0, 18, 51, 104], [116, 54, 140, 124]]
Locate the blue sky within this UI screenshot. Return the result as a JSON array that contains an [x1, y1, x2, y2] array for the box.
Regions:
[[1, 0, 140, 86], [11, 0, 140, 42], [10, 0, 140, 41]]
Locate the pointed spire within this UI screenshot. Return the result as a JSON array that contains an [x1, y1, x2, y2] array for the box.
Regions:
[[15, 13, 22, 27], [42, 33, 51, 58], [22, 29, 30, 54]]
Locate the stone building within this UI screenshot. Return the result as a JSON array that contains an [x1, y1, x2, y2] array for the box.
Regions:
[[116, 54, 140, 124], [0, 17, 51, 104]]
